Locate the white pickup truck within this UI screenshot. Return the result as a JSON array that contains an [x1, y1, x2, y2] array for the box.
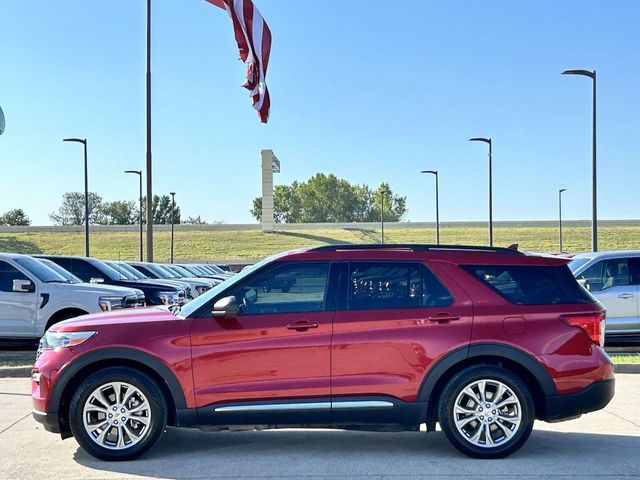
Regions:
[[0, 253, 145, 341]]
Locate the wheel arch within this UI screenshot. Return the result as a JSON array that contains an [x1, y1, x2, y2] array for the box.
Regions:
[[45, 308, 90, 331], [49, 348, 187, 438], [418, 343, 557, 425]]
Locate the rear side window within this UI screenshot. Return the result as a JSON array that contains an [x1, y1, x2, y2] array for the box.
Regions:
[[348, 262, 453, 310], [463, 264, 595, 305]]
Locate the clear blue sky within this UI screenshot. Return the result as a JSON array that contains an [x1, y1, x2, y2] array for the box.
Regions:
[[1, 0, 639, 225]]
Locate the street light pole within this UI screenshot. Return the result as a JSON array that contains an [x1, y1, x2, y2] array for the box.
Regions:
[[380, 190, 385, 244], [421, 170, 440, 244], [125, 170, 143, 261], [469, 137, 493, 246], [559, 188, 567, 253], [63, 138, 89, 257], [170, 192, 176, 263], [562, 69, 597, 252], [146, 0, 154, 261]]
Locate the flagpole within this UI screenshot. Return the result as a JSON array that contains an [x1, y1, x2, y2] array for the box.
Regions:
[[145, 0, 154, 261]]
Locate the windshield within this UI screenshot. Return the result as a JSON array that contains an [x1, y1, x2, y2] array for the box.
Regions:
[[568, 257, 592, 273], [92, 260, 127, 282], [179, 257, 269, 318], [146, 264, 178, 279], [38, 259, 81, 283], [170, 265, 194, 278], [117, 262, 147, 280], [14, 257, 69, 283], [181, 265, 204, 276], [106, 262, 139, 281], [203, 264, 224, 274]]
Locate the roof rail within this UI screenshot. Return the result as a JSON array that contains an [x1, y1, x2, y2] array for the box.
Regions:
[[309, 244, 523, 255]]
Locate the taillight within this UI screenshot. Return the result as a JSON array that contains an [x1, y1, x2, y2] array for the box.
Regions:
[[561, 312, 605, 346]]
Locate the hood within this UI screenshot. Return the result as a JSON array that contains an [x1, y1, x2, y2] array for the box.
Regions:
[[72, 283, 143, 296], [53, 306, 179, 331]]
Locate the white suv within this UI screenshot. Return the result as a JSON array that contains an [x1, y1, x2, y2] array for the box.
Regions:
[[0, 253, 145, 341], [569, 250, 640, 337]]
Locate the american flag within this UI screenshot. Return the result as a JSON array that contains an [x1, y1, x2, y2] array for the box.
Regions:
[[205, 0, 272, 123]]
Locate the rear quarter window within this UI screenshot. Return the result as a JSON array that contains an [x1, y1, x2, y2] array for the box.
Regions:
[[462, 264, 596, 305]]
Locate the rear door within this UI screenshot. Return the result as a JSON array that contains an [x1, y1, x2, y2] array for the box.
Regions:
[[330, 261, 473, 408], [577, 258, 638, 334]]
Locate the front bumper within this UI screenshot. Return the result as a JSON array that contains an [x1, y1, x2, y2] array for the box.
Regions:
[[32, 409, 60, 434], [542, 378, 615, 421]]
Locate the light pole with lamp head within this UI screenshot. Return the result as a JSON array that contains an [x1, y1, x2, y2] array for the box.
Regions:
[[469, 137, 493, 246], [559, 188, 567, 253], [562, 69, 597, 252], [421, 170, 440, 244], [170, 192, 176, 263], [63, 138, 90, 257], [125, 170, 143, 261]]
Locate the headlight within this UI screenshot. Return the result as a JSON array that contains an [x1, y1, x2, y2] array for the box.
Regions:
[[41, 331, 96, 351], [98, 295, 126, 311], [158, 291, 180, 305]]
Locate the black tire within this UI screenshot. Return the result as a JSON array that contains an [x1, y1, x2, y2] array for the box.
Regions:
[[69, 367, 167, 461], [437, 365, 535, 459]]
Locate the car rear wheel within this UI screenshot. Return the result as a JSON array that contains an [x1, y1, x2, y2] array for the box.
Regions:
[[437, 365, 534, 458], [69, 367, 167, 461]]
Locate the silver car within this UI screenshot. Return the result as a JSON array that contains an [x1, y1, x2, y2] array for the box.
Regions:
[[569, 250, 640, 337]]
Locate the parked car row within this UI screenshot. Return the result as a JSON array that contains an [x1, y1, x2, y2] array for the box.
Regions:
[[0, 253, 234, 342]]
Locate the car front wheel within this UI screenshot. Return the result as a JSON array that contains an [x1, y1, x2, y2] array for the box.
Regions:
[[438, 365, 534, 458], [69, 367, 167, 461]]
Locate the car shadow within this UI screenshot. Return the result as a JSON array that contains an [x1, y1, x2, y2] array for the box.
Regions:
[[0, 236, 43, 254], [72, 428, 640, 478]]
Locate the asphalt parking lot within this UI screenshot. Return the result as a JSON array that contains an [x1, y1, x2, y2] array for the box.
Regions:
[[0, 376, 638, 479]]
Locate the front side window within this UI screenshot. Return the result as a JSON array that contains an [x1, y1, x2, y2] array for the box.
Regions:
[[228, 262, 330, 315], [0, 260, 28, 292], [577, 259, 630, 292], [348, 262, 453, 310]]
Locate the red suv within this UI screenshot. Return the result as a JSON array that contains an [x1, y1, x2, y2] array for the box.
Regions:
[[32, 244, 614, 460]]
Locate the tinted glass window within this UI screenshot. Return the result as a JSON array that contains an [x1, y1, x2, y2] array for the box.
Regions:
[[629, 258, 640, 285], [39, 259, 81, 283], [14, 257, 67, 283], [69, 259, 105, 283], [228, 262, 329, 315], [0, 260, 28, 292], [576, 259, 630, 292], [464, 264, 595, 305], [348, 262, 452, 310]]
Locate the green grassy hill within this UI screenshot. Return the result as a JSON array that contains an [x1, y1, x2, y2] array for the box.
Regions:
[[1, 222, 639, 262]]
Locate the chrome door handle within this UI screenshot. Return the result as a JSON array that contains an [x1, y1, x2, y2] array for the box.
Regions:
[[286, 322, 319, 331], [618, 293, 634, 299]]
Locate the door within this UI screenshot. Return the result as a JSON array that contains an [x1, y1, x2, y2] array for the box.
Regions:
[[578, 258, 639, 334], [0, 260, 38, 338], [331, 261, 473, 407], [190, 261, 334, 422]]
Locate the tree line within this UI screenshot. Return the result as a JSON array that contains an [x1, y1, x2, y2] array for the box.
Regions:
[[47, 192, 204, 225], [0, 208, 31, 226], [251, 173, 407, 223]]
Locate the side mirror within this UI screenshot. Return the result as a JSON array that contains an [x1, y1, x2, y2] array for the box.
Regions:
[[212, 296, 239, 318], [90, 277, 105, 284], [13, 279, 35, 293]]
